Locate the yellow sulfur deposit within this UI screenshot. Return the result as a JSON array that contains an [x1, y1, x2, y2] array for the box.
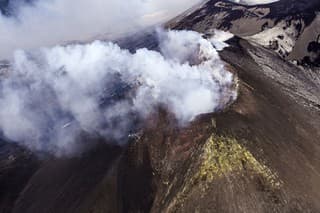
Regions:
[[165, 134, 283, 212], [194, 134, 282, 189]]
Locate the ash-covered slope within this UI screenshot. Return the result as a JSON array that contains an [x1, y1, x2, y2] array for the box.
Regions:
[[119, 5, 320, 211], [168, 0, 320, 66], [0, 140, 39, 213], [3, 35, 319, 213], [119, 37, 320, 213], [1, 1, 320, 213]]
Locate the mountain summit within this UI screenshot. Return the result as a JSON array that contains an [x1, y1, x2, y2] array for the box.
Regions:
[[1, 1, 320, 213]]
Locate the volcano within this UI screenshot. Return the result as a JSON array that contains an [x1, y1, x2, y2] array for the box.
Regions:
[[1, 0, 320, 213]]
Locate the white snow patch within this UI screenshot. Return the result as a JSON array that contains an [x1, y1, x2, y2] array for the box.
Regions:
[[246, 21, 299, 57]]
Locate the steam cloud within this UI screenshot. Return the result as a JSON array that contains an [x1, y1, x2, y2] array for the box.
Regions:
[[228, 0, 279, 5], [0, 0, 203, 58], [0, 29, 237, 156]]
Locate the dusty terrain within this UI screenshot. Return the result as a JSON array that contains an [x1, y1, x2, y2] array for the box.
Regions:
[[1, 34, 319, 212], [1, 1, 320, 213], [119, 37, 320, 212]]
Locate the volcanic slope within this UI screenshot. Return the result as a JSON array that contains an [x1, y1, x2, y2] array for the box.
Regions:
[[4, 34, 319, 213], [168, 0, 320, 65], [119, 36, 320, 213], [1, 2, 320, 213]]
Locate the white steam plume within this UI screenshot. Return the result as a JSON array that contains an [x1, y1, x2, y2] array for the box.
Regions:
[[0, 0, 203, 59], [228, 0, 279, 5], [0, 29, 237, 156]]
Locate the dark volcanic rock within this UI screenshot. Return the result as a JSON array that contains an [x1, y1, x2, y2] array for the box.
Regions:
[[11, 143, 122, 213], [0, 141, 39, 213], [168, 0, 320, 66], [168, 0, 320, 33]]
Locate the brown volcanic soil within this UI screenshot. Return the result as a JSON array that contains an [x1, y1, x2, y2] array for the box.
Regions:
[[1, 24, 320, 213], [0, 141, 39, 213], [1, 36, 320, 213], [119, 38, 320, 212], [11, 143, 122, 213]]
